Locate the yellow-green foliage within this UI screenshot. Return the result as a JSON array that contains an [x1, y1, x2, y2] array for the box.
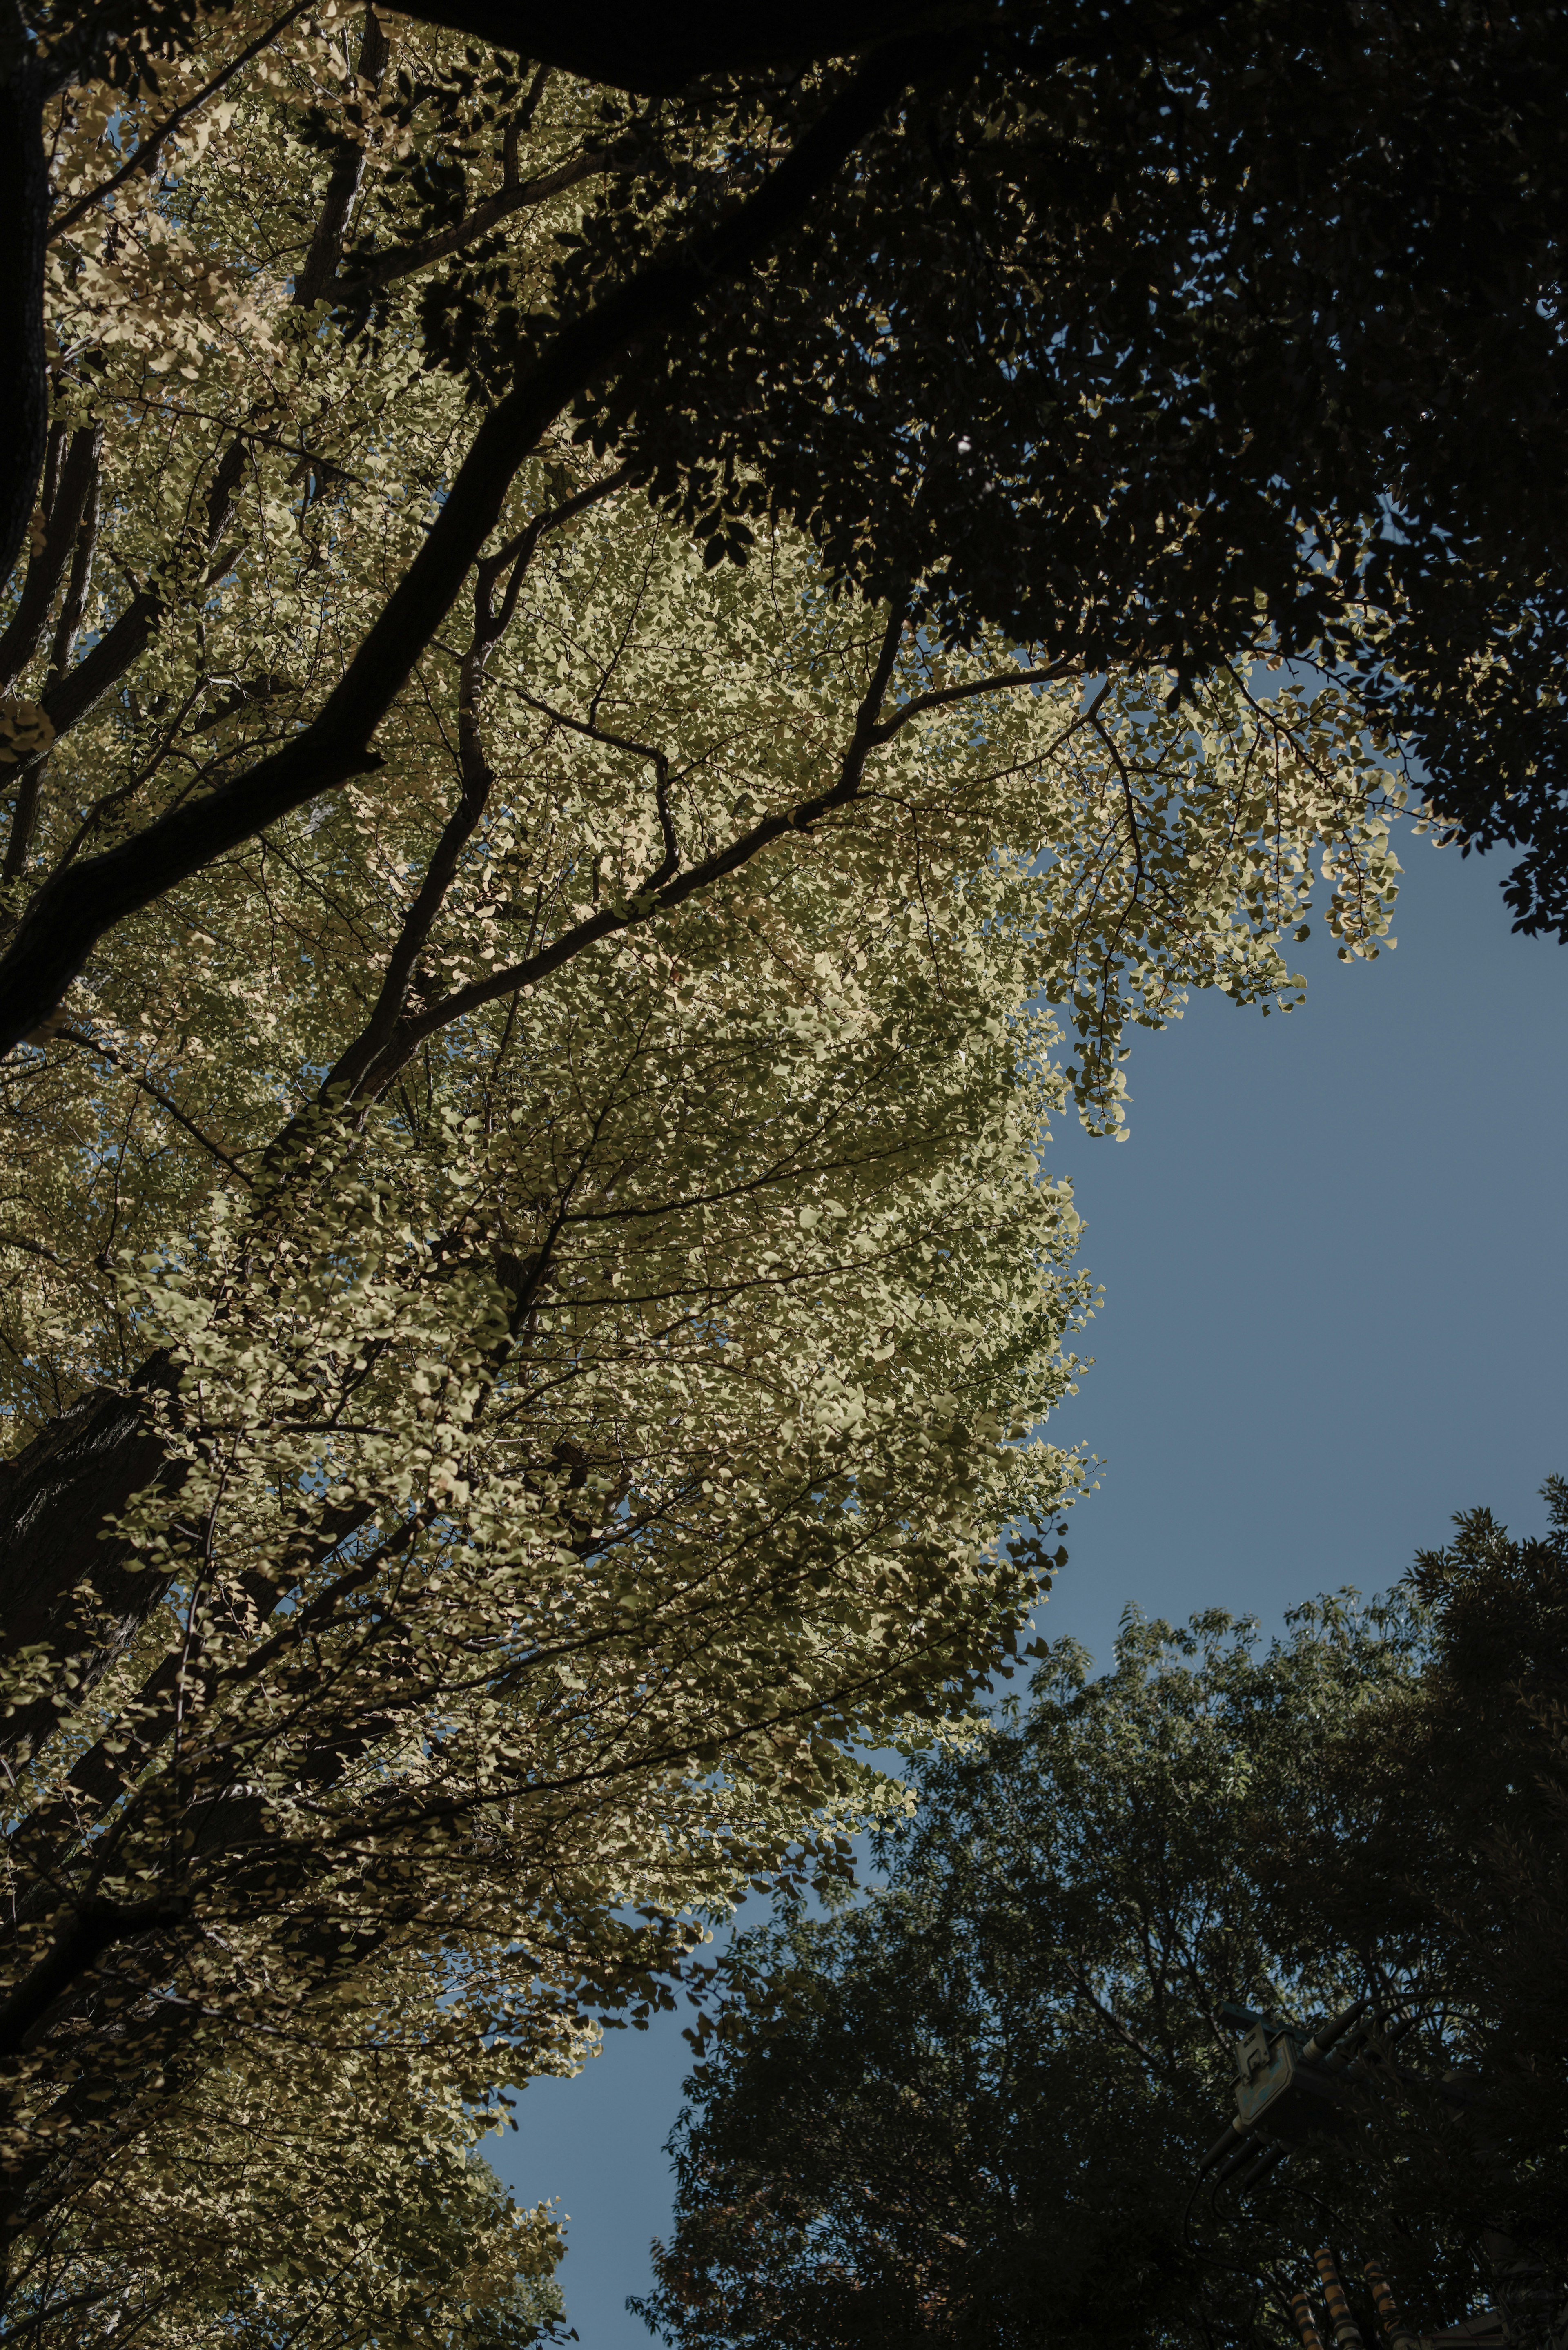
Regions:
[[0, 10, 1401, 2341]]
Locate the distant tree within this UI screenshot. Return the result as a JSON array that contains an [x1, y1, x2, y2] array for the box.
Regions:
[[640, 1501, 1568, 2350], [1255, 1479, 1568, 2284]]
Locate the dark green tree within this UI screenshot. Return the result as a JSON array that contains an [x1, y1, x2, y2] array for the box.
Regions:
[[1253, 1480, 1568, 2283], [639, 1502, 1568, 2350]]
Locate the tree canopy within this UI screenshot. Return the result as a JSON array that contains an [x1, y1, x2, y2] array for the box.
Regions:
[[639, 1487, 1568, 2350], [3, 0, 1568, 1067], [0, 32, 1414, 2314], [0, 0, 1552, 2334]]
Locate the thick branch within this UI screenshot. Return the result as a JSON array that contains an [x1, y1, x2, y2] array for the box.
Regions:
[[0, 424, 100, 696], [0, 56, 49, 599], [0, 1369, 172, 1648], [0, 1358, 185, 1752], [0, 1895, 187, 2057], [0, 1514, 397, 1979], [293, 5, 390, 311], [1, 439, 104, 884], [0, 42, 919, 1054], [23, 441, 252, 781], [45, 447, 101, 688], [325, 730, 494, 1103], [335, 150, 605, 296], [34, 586, 162, 742], [37, 420, 65, 527]]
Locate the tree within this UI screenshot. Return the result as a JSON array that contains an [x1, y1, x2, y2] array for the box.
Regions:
[[0, 59, 1410, 2313], [6, 2033, 568, 2350], [1, 2, 1506, 2332], [1252, 1480, 1568, 2287], [639, 1506, 1568, 2350], [4, 0, 1568, 1076]]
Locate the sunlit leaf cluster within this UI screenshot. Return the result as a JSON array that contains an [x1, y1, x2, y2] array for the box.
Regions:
[[0, 10, 1401, 2339]]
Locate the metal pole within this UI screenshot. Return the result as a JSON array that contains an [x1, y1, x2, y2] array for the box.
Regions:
[[1302, 2002, 1369, 2065], [1364, 2261, 1422, 2350], [1315, 2248, 1367, 2350], [1291, 2291, 1331, 2350]]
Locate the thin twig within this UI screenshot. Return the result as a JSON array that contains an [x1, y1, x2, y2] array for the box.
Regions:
[[49, 5, 310, 242], [51, 1027, 252, 1182]]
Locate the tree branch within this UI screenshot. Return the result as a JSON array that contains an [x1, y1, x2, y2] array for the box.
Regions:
[[0, 423, 100, 696], [0, 42, 921, 1055], [503, 687, 679, 890], [51, 1026, 253, 1181], [45, 439, 101, 687], [323, 722, 494, 1105], [354, 595, 910, 1093], [335, 150, 606, 297], [868, 655, 1074, 743], [0, 52, 49, 598], [318, 465, 630, 1104], [23, 437, 249, 777], [47, 4, 310, 244], [0, 435, 105, 883], [293, 4, 390, 312], [0, 1894, 188, 2056]]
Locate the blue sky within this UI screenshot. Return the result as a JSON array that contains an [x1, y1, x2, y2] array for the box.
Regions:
[[495, 824, 1568, 2348]]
